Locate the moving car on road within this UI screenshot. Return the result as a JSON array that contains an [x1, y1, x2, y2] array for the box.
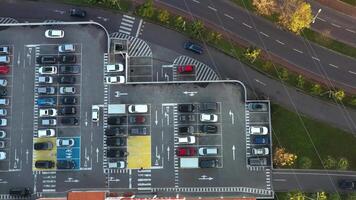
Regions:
[[69, 8, 86, 18], [338, 180, 356, 190], [184, 41, 203, 54]]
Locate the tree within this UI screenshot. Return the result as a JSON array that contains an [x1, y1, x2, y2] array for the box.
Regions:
[[296, 74, 305, 88], [174, 16, 185, 29], [323, 155, 337, 169], [158, 10, 170, 24], [190, 20, 205, 39], [244, 47, 261, 63], [253, 0, 277, 16], [138, 0, 154, 18], [298, 156, 312, 169], [273, 147, 297, 167], [287, 191, 305, 200], [333, 90, 345, 101], [337, 157, 349, 170], [329, 193, 342, 200], [311, 84, 322, 95]]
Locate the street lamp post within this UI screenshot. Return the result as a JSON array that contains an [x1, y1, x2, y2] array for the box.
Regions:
[[312, 8, 322, 23]]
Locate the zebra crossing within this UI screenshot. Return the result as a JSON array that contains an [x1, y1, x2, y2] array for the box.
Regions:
[[266, 169, 272, 190], [173, 105, 179, 188], [119, 15, 136, 36], [106, 168, 129, 174], [41, 171, 56, 193], [43, 20, 63, 23], [173, 56, 220, 81], [103, 53, 109, 170], [137, 169, 152, 191], [0, 194, 24, 200], [0, 17, 18, 24], [245, 105, 251, 158], [110, 32, 152, 57]]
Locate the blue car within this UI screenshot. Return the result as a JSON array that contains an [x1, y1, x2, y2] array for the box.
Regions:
[[252, 135, 269, 144], [184, 41, 203, 54], [37, 97, 56, 106]]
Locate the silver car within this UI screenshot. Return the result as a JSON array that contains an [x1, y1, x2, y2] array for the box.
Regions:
[[0, 119, 7, 127], [0, 130, 5, 138], [0, 109, 7, 116], [0, 79, 7, 87]]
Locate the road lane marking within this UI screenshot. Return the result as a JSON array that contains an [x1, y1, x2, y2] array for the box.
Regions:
[[192, 0, 200, 3], [317, 17, 326, 22], [208, 6, 217, 12], [349, 70, 356, 75], [331, 23, 341, 28], [329, 63, 339, 69], [255, 79, 266, 86], [311, 56, 320, 61], [273, 178, 286, 182], [275, 40, 285, 45], [136, 19, 143, 37], [242, 22, 253, 29], [259, 31, 269, 37], [293, 48, 303, 54], [224, 13, 234, 20], [346, 28, 356, 34]]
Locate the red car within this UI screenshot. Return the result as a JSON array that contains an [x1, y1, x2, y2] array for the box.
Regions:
[[178, 65, 194, 73], [0, 66, 9, 74], [176, 147, 196, 156]]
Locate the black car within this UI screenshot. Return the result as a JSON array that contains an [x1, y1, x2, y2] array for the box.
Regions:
[[339, 180, 356, 190], [61, 117, 79, 125], [178, 114, 196, 123], [130, 127, 148, 135], [108, 116, 126, 125], [61, 96, 77, 105], [106, 149, 127, 158], [105, 127, 126, 137], [200, 125, 217, 134], [0, 87, 7, 96], [34, 141, 53, 150], [59, 65, 80, 74], [59, 55, 76, 64], [35, 160, 55, 169], [107, 137, 126, 146], [178, 104, 195, 112], [128, 116, 145, 124], [69, 8, 86, 18], [9, 188, 31, 197], [199, 159, 219, 168], [59, 76, 76, 84], [60, 107, 76, 115], [36, 55, 57, 64], [178, 126, 194, 134], [57, 160, 76, 169]]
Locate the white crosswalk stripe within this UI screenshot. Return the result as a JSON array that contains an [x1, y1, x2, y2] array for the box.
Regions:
[[118, 15, 136, 36], [152, 187, 274, 196], [0, 17, 18, 24], [110, 32, 152, 57], [173, 56, 219, 81], [136, 169, 152, 191], [43, 19, 64, 23]]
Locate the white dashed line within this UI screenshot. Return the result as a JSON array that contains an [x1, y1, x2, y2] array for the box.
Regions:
[[224, 13, 234, 20], [317, 17, 326, 22], [192, 0, 200, 3], [259, 31, 269, 37], [242, 22, 253, 29], [331, 23, 341, 28], [208, 6, 217, 12], [293, 48, 303, 54], [275, 40, 285, 45], [312, 56, 320, 61], [329, 63, 339, 69], [346, 28, 356, 34], [349, 70, 356, 75], [255, 79, 266, 86]]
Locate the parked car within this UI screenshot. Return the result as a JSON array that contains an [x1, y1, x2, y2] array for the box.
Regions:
[[252, 135, 269, 144], [58, 44, 75, 53], [200, 113, 218, 122], [105, 76, 125, 84], [34, 141, 53, 150], [248, 103, 267, 112], [199, 102, 217, 112], [9, 188, 31, 197], [108, 116, 126, 125], [0, 130, 6, 138], [59, 65, 80, 74], [248, 157, 268, 166], [0, 46, 10, 54], [106, 63, 124, 72], [36, 56, 57, 64], [0, 65, 9, 74], [0, 87, 7, 96], [128, 116, 145, 124], [338, 180, 356, 190], [0, 109, 6, 116], [178, 104, 195, 112], [69, 8, 86, 18], [39, 66, 57, 74], [61, 96, 77, 105], [200, 159, 219, 168], [92, 105, 100, 122], [39, 108, 57, 117], [175, 136, 196, 144], [200, 125, 218, 134], [37, 87, 56, 95], [38, 129, 55, 137], [41, 118, 56, 126], [106, 149, 127, 158], [176, 147, 196, 156], [105, 127, 126, 137], [107, 137, 125, 146], [57, 138, 75, 147], [45, 29, 64, 38], [0, 56, 10, 64], [0, 79, 8, 87], [57, 160, 76, 169], [59, 55, 76, 64], [128, 104, 148, 113], [0, 119, 7, 126], [35, 160, 55, 169], [178, 126, 195, 135], [0, 98, 9, 105], [251, 147, 269, 156], [61, 117, 79, 125], [59, 107, 76, 115], [59, 76, 76, 84], [250, 126, 268, 135], [130, 127, 148, 135], [184, 41, 203, 54], [37, 97, 56, 106], [108, 161, 126, 169], [198, 147, 218, 156], [178, 65, 194, 73], [0, 151, 6, 160], [59, 86, 76, 94], [178, 114, 196, 123], [38, 76, 53, 84], [0, 141, 5, 148]]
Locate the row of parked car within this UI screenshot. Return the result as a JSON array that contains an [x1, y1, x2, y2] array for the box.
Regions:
[[105, 63, 125, 84]]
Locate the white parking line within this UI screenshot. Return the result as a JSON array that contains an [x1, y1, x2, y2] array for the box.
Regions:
[[328, 63, 339, 69], [242, 22, 253, 29], [224, 13, 234, 20]]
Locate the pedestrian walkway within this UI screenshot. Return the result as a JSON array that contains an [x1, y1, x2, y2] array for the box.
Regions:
[[173, 56, 219, 81], [0, 17, 18, 24], [119, 15, 136, 36]]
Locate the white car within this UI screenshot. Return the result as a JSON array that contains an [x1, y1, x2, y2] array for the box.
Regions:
[[0, 119, 7, 127], [38, 129, 55, 137], [0, 79, 7, 87], [58, 44, 75, 52], [60, 86, 76, 94], [128, 104, 148, 113], [38, 76, 53, 84], [92, 105, 100, 122], [45, 29, 64, 38], [0, 109, 7, 116], [106, 63, 124, 72], [57, 138, 75, 147], [39, 66, 57, 75], [108, 161, 125, 169], [252, 147, 269, 156], [200, 113, 218, 122], [198, 147, 218, 156], [39, 108, 57, 117], [105, 76, 125, 84], [250, 126, 268, 135], [175, 136, 196, 144], [0, 151, 6, 160], [0, 130, 5, 138]]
